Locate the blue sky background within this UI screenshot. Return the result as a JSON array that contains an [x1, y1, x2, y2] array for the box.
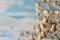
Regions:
[[0, 0, 37, 40]]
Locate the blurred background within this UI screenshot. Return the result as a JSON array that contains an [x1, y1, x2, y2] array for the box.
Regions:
[[0, 0, 37, 40]]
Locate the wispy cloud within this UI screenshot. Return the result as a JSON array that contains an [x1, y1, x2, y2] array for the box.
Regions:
[[0, 15, 36, 31], [0, 0, 36, 40], [12, 18, 36, 30]]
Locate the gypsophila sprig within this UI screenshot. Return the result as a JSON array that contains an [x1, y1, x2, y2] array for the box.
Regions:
[[19, 0, 60, 40]]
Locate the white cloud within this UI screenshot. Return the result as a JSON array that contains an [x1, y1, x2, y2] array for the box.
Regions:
[[15, 12, 32, 16], [0, 0, 36, 40], [12, 18, 36, 31], [0, 15, 36, 31], [0, 37, 9, 40], [4, 12, 33, 17], [0, 16, 36, 40], [0, 25, 11, 30], [0, 16, 36, 30]]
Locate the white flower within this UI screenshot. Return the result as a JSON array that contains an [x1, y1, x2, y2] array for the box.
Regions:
[[43, 9, 50, 17], [55, 11, 59, 14], [38, 33, 42, 40], [36, 12, 40, 16], [35, 27, 41, 32], [35, 2, 40, 8], [19, 32, 24, 37], [42, 0, 51, 2], [36, 8, 41, 16], [40, 24, 45, 31], [46, 0, 51, 2], [42, 16, 49, 24], [29, 34, 34, 40], [31, 26, 35, 30], [35, 24, 41, 32], [50, 24, 56, 32], [53, 1, 59, 6], [41, 31, 46, 38], [43, 9, 48, 14], [55, 10, 60, 16], [36, 18, 42, 23], [42, 0, 47, 2], [36, 7, 41, 13]]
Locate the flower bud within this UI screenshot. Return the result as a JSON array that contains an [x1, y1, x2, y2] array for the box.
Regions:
[[42, 0, 47, 3], [46, 0, 51, 2], [36, 8, 40, 12], [38, 33, 42, 40], [41, 31, 46, 38], [32, 26, 35, 30], [19, 32, 24, 37], [35, 24, 41, 32], [36, 2, 40, 8], [55, 10, 60, 16], [50, 24, 56, 32], [36, 12, 40, 16], [25, 31, 30, 36], [43, 9, 50, 17], [53, 1, 59, 6], [29, 34, 34, 40]]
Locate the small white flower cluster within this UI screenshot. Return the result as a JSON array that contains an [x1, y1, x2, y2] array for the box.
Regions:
[[19, 0, 60, 40]]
